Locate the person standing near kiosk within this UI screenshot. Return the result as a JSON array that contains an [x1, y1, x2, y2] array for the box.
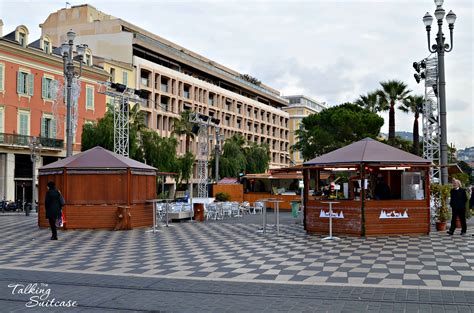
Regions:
[[45, 181, 64, 240], [447, 179, 468, 236]]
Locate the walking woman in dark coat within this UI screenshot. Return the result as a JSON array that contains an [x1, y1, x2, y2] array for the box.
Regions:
[[447, 179, 468, 236], [45, 181, 64, 240]]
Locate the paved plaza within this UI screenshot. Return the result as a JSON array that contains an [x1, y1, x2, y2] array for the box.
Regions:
[[0, 213, 473, 312]]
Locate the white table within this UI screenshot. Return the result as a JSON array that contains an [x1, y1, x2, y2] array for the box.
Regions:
[[321, 201, 340, 240], [146, 199, 161, 233], [159, 199, 174, 227], [256, 198, 270, 234], [267, 199, 284, 236]]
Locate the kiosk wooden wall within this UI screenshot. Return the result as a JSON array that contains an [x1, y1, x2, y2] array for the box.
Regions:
[[38, 170, 155, 230]]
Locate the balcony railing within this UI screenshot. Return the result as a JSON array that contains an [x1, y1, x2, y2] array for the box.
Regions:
[[0, 133, 64, 149]]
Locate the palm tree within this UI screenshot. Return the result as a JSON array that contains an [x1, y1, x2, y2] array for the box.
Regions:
[[171, 110, 195, 153], [399, 95, 424, 155], [378, 80, 411, 144], [129, 102, 147, 131], [355, 91, 385, 113], [128, 103, 148, 160]]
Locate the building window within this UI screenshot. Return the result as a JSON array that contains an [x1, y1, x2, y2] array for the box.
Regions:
[[109, 68, 115, 83], [161, 77, 169, 93], [140, 70, 150, 87], [123, 71, 128, 86], [85, 54, 92, 66], [18, 111, 30, 136], [43, 40, 50, 53], [86, 85, 94, 110], [18, 32, 26, 47], [17, 71, 33, 96], [208, 93, 215, 106], [41, 115, 56, 139], [183, 85, 190, 99], [0, 63, 4, 91], [161, 96, 169, 111], [42, 77, 55, 100]]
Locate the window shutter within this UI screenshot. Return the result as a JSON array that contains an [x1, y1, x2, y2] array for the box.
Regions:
[[52, 80, 58, 100], [17, 72, 22, 94], [42, 77, 47, 99], [40, 117, 46, 137], [0, 64, 4, 90], [28, 74, 34, 96], [19, 114, 28, 135], [123, 72, 128, 86], [51, 119, 57, 139], [0, 109, 3, 133], [87, 87, 93, 109]]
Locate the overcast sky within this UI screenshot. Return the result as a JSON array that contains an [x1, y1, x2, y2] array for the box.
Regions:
[[1, 0, 472, 148]]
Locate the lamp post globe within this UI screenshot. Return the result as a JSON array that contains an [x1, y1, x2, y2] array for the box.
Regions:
[[62, 29, 85, 157], [423, 1, 456, 185]]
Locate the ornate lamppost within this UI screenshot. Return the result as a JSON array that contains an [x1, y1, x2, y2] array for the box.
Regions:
[[422, 0, 456, 184], [28, 136, 42, 216], [60, 30, 87, 157]]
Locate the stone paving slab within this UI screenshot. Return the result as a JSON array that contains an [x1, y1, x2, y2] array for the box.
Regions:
[[0, 215, 473, 291], [0, 269, 473, 312]]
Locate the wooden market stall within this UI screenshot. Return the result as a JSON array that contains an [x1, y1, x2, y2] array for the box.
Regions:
[[38, 146, 157, 229], [241, 172, 306, 210], [300, 138, 432, 236]]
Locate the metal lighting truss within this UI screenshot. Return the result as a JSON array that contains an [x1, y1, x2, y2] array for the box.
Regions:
[[190, 113, 221, 198], [98, 82, 142, 157], [421, 56, 440, 182]]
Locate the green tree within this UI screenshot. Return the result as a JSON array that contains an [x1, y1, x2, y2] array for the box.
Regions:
[[81, 107, 115, 152], [245, 142, 271, 174], [379, 136, 413, 154], [172, 110, 195, 153], [293, 103, 384, 160], [399, 95, 424, 155], [377, 80, 411, 144], [355, 91, 384, 113], [217, 135, 247, 178], [175, 152, 195, 189], [141, 130, 178, 172], [457, 161, 473, 184]]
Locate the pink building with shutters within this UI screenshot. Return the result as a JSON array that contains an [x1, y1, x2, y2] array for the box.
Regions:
[[0, 23, 108, 205]]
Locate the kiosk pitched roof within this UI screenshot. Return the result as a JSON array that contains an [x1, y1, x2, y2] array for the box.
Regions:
[[304, 138, 430, 166], [40, 146, 156, 171]]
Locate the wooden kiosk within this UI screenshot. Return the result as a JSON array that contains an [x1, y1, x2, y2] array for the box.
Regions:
[[38, 146, 157, 229], [301, 138, 431, 236]]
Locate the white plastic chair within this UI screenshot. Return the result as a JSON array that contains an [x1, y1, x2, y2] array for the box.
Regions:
[[231, 202, 242, 217], [253, 201, 264, 215]]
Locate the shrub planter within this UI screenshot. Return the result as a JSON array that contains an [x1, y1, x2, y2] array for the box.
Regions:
[[436, 221, 447, 231]]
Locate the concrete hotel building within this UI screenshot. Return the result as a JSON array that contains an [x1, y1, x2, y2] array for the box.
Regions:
[[40, 4, 291, 175], [0, 22, 109, 204], [283, 95, 327, 165]]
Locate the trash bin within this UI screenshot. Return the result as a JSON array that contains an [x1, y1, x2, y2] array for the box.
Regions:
[[193, 203, 205, 222], [290, 201, 299, 218]]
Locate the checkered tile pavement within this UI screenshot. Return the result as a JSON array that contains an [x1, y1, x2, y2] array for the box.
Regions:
[[0, 214, 473, 289]]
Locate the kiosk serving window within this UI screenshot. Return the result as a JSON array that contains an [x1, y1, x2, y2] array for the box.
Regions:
[[401, 172, 425, 200]]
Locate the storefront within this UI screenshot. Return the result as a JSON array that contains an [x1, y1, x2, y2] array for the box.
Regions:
[[241, 172, 306, 210], [300, 138, 431, 236]]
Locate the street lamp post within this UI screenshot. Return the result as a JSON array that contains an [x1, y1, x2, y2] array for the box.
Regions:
[[422, 0, 456, 185], [28, 136, 42, 216], [214, 128, 221, 182], [61, 30, 87, 157]]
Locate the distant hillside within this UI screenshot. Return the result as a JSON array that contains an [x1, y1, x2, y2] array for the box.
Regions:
[[457, 146, 474, 163], [380, 131, 421, 142]]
